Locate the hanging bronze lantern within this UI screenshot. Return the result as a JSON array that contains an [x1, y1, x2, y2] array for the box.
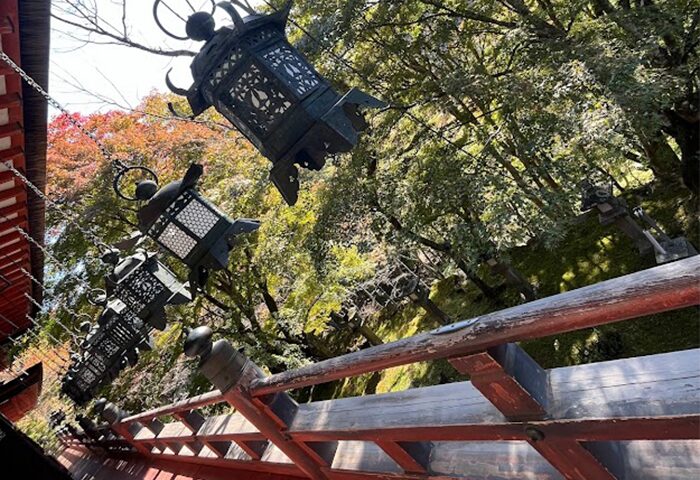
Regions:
[[156, 0, 386, 204], [114, 164, 260, 289], [98, 249, 192, 331], [62, 309, 153, 406]]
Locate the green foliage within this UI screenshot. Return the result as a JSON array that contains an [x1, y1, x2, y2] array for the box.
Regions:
[[20, 0, 699, 423]]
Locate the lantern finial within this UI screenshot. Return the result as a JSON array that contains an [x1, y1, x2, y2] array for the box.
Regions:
[[186, 11, 216, 41]]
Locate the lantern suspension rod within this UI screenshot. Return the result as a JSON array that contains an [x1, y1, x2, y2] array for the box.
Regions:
[[257, 0, 491, 167], [161, 1, 189, 22]]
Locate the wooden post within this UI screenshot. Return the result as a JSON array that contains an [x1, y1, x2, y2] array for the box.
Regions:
[[184, 327, 333, 480], [485, 258, 537, 301], [451, 344, 617, 480], [410, 284, 451, 326], [99, 402, 152, 456], [450, 343, 547, 421]]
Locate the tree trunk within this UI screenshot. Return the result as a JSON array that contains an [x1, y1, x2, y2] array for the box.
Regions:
[[357, 324, 384, 346], [666, 101, 700, 195], [641, 134, 682, 185]]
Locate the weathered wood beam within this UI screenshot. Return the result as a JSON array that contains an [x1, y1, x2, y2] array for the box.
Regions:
[[251, 256, 700, 396], [122, 390, 223, 424], [375, 440, 431, 474], [525, 436, 615, 480], [450, 343, 547, 421], [288, 349, 700, 443]]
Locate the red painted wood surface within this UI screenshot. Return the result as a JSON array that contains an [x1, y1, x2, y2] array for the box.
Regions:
[[0, 0, 33, 343], [59, 447, 305, 480]]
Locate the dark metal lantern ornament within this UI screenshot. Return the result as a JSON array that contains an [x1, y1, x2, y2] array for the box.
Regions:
[[160, 1, 386, 205], [100, 249, 192, 330], [134, 164, 260, 289], [62, 309, 153, 406]]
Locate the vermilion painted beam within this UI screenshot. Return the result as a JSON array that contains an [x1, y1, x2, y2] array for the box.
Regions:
[[450, 343, 547, 421], [0, 214, 27, 235], [0, 270, 28, 287], [0, 281, 30, 299], [0, 145, 23, 161], [0, 185, 26, 203], [0, 303, 29, 318], [375, 440, 431, 474], [0, 239, 28, 256], [0, 297, 27, 311], [0, 92, 21, 108], [0, 122, 22, 137], [122, 391, 224, 424], [0, 200, 26, 218], [0, 250, 29, 269], [528, 438, 615, 480], [0, 228, 23, 246]]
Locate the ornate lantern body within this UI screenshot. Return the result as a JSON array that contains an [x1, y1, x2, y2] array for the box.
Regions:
[[136, 164, 260, 288], [104, 250, 192, 330], [62, 310, 152, 405], [167, 2, 386, 204]]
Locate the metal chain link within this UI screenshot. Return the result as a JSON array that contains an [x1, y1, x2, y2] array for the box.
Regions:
[[15, 227, 94, 291], [0, 51, 127, 173], [1, 313, 71, 366], [6, 332, 68, 374], [4, 162, 110, 251], [23, 292, 83, 343]]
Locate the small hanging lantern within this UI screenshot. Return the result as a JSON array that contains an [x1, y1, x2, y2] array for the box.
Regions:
[[156, 0, 386, 204], [117, 163, 260, 289], [99, 249, 193, 330], [62, 309, 153, 406]]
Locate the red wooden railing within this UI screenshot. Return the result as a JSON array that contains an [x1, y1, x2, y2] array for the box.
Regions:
[[60, 256, 700, 480]]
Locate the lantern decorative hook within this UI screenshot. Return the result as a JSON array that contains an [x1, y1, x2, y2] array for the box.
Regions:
[[153, 0, 216, 41], [113, 164, 160, 201], [87, 288, 108, 307]]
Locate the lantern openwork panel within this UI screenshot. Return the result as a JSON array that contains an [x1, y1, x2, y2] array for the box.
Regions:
[[136, 164, 260, 289], [106, 250, 192, 330], [62, 311, 151, 406], [148, 188, 232, 264], [200, 24, 325, 155], [170, 2, 386, 205]]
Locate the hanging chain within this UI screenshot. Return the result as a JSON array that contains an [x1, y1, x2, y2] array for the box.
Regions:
[[22, 292, 83, 343], [4, 162, 110, 251], [15, 226, 94, 291], [0, 51, 129, 250], [0, 51, 127, 174]]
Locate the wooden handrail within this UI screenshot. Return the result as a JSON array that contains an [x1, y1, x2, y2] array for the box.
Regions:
[[250, 255, 700, 396], [88, 257, 700, 480], [121, 390, 224, 424], [119, 256, 700, 420]]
